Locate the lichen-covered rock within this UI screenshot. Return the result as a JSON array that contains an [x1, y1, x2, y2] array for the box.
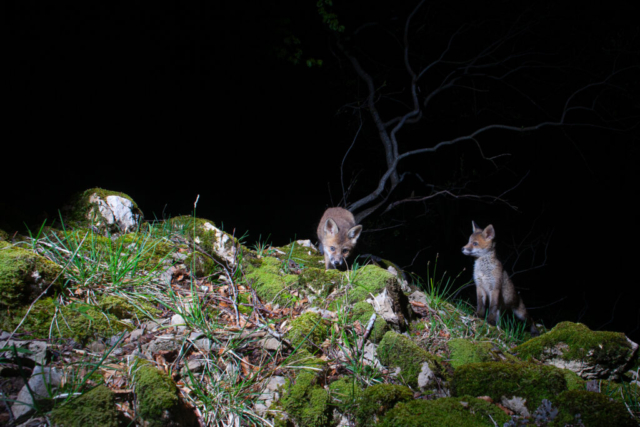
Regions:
[[379, 395, 510, 427], [514, 321, 639, 380], [355, 384, 413, 425], [62, 188, 143, 234], [133, 361, 198, 427], [50, 385, 121, 427], [452, 361, 567, 411], [377, 331, 443, 389], [286, 312, 329, 353], [549, 390, 636, 426], [0, 244, 62, 307], [167, 215, 243, 270]]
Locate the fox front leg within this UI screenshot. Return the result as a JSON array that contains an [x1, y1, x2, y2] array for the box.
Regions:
[[486, 288, 501, 325], [476, 286, 487, 318]]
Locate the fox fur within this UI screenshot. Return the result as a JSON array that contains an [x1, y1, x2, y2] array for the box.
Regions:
[[462, 221, 539, 336], [316, 207, 363, 270]]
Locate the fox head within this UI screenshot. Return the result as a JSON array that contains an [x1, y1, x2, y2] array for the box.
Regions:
[[320, 218, 362, 269], [462, 221, 495, 258]]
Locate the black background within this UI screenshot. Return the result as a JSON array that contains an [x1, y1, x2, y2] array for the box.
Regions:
[[4, 1, 639, 343]]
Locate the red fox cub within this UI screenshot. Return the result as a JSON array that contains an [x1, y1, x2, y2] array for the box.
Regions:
[[462, 221, 539, 336], [317, 208, 363, 270]]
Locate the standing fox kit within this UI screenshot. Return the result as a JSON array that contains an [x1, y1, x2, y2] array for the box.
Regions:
[[462, 221, 539, 336], [317, 208, 363, 270]]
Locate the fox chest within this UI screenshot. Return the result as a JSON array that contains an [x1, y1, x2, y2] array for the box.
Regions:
[[473, 258, 500, 291]]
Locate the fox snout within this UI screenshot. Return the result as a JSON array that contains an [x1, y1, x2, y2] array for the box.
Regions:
[[326, 250, 347, 268], [462, 244, 474, 256]]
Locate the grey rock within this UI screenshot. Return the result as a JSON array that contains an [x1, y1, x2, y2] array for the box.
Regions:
[[12, 366, 63, 422]]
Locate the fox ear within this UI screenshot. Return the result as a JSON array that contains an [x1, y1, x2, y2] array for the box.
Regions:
[[483, 224, 495, 240], [348, 225, 363, 241], [472, 221, 481, 232], [324, 218, 339, 236]]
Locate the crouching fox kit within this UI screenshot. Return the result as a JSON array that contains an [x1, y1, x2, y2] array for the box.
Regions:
[[462, 221, 539, 336], [317, 208, 363, 270]]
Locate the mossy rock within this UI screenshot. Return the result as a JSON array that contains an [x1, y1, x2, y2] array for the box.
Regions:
[[563, 369, 586, 391], [168, 215, 249, 270], [0, 244, 63, 307], [0, 229, 9, 241], [514, 321, 638, 380], [329, 377, 363, 413], [0, 298, 130, 343], [298, 267, 341, 298], [448, 338, 517, 369], [50, 385, 121, 427], [550, 389, 636, 426], [279, 351, 332, 427], [452, 361, 567, 410], [379, 395, 511, 427], [348, 265, 399, 303], [286, 312, 329, 353], [355, 384, 413, 425], [98, 295, 160, 320], [349, 301, 389, 344], [246, 268, 299, 306], [279, 241, 324, 269], [596, 378, 640, 408], [61, 188, 143, 233], [133, 361, 198, 427], [377, 331, 443, 388]]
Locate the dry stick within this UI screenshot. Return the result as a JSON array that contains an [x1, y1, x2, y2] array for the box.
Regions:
[[359, 313, 378, 352], [7, 232, 89, 342]]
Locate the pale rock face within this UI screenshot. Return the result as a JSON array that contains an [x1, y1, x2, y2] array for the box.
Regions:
[[88, 194, 140, 232]]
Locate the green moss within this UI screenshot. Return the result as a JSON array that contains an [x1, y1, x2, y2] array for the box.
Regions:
[[329, 377, 363, 412], [355, 384, 413, 425], [0, 298, 130, 343], [514, 322, 635, 373], [279, 241, 325, 268], [237, 292, 253, 315], [280, 351, 332, 427], [563, 369, 586, 391], [599, 379, 640, 408], [50, 385, 120, 427], [0, 244, 63, 307], [286, 312, 328, 353], [99, 295, 160, 320], [447, 339, 517, 369], [245, 268, 299, 305], [349, 265, 398, 303], [349, 301, 389, 343], [452, 362, 567, 410], [377, 331, 443, 388], [134, 362, 180, 427], [298, 267, 339, 297], [550, 390, 636, 426], [379, 396, 510, 427]]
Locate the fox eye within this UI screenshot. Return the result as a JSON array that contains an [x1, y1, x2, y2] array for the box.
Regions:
[[330, 246, 336, 252], [341, 248, 349, 255], [472, 242, 478, 246]]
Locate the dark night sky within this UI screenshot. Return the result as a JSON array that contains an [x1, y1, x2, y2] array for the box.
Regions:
[[4, 1, 640, 342]]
